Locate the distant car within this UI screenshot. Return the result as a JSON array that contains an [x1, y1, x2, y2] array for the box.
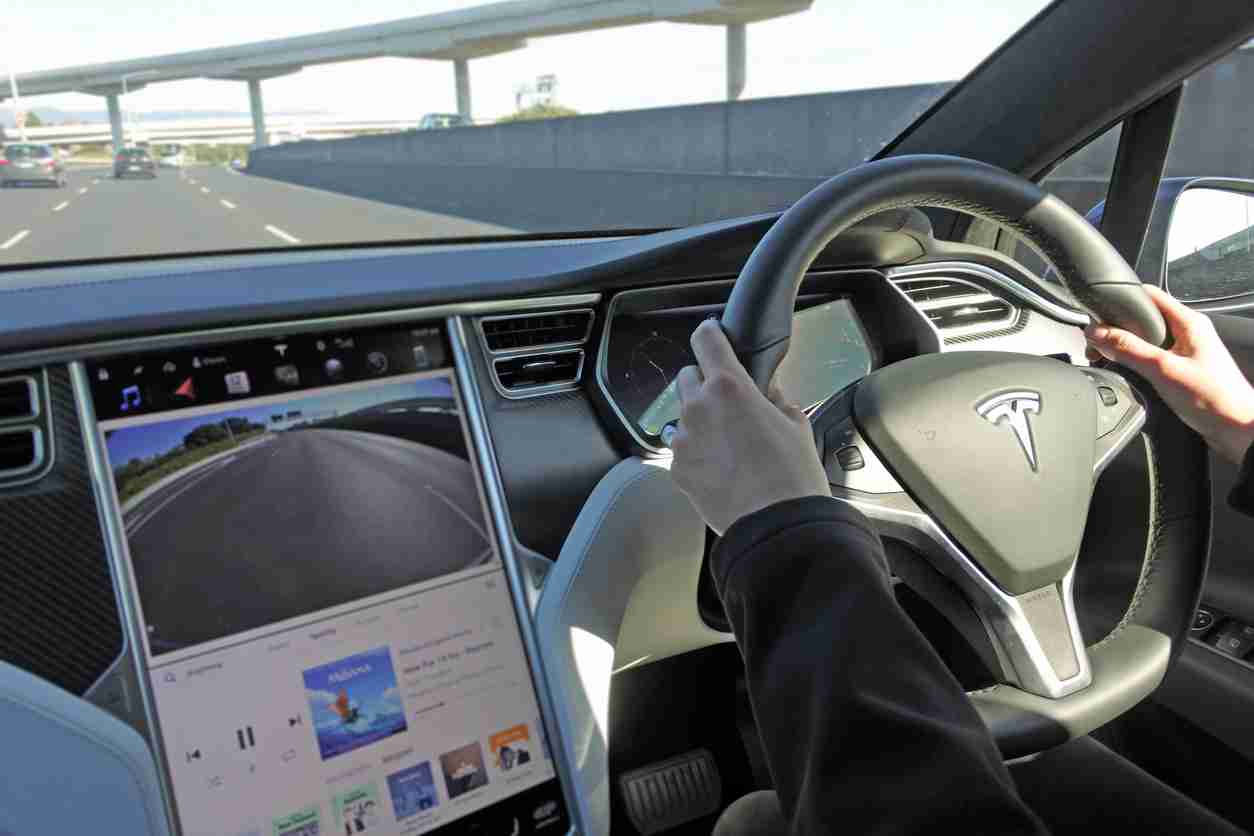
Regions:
[[416, 113, 470, 130], [154, 143, 186, 168], [229, 158, 246, 171], [0, 143, 66, 188], [114, 147, 158, 179]]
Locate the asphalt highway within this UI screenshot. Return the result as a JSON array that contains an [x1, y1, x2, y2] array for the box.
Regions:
[[123, 428, 492, 653], [0, 164, 513, 266]]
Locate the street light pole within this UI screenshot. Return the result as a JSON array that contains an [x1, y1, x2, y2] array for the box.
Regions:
[[7, 65, 25, 142]]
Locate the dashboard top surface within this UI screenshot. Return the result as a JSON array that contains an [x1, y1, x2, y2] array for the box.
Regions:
[[0, 211, 1080, 363]]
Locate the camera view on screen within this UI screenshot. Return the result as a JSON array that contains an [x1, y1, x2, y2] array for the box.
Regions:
[[104, 375, 490, 654]]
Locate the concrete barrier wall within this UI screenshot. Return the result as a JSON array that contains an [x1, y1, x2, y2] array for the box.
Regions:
[[249, 84, 949, 230], [250, 48, 1254, 232]]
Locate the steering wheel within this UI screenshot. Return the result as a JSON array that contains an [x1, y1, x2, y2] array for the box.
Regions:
[[720, 154, 1210, 758]]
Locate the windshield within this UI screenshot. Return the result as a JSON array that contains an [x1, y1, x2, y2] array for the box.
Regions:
[[2, 0, 1049, 267]]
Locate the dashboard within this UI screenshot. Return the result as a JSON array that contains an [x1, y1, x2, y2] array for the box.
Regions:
[[0, 213, 1092, 836]]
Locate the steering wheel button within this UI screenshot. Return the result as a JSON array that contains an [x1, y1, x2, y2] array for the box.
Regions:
[[1097, 386, 1118, 407], [835, 446, 865, 471]]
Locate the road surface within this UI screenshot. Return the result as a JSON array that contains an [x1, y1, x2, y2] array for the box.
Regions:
[[0, 165, 513, 266], [124, 428, 492, 653]]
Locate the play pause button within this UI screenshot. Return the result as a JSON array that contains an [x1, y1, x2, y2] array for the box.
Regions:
[[236, 726, 256, 750]]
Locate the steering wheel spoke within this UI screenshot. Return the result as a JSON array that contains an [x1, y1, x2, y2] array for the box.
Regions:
[[813, 363, 1145, 701]]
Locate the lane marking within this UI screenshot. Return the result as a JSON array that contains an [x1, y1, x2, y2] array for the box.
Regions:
[[188, 178, 198, 185], [92, 179, 100, 185], [220, 199, 237, 209], [265, 224, 301, 244], [200, 186, 210, 194], [0, 230, 30, 250], [126, 459, 234, 535], [52, 201, 69, 212], [78, 186, 88, 194], [426, 484, 491, 545]]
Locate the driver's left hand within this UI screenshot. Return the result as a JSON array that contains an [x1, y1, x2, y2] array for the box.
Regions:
[[669, 319, 830, 535]]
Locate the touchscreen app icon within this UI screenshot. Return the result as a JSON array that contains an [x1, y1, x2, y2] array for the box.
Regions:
[[489, 724, 533, 772], [387, 762, 439, 821]]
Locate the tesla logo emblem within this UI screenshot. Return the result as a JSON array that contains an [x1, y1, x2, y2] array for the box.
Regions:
[[977, 391, 1042, 471]]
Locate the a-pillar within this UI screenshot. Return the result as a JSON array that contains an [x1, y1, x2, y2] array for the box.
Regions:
[[247, 78, 267, 148], [106, 93, 125, 152], [454, 58, 472, 121], [726, 23, 746, 101]]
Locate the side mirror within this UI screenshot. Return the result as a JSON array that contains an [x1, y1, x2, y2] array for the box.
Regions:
[[1165, 186, 1254, 303], [1089, 178, 1254, 304]]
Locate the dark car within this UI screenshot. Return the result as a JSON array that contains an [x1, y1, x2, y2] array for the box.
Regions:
[[0, 143, 66, 188], [113, 147, 157, 179]]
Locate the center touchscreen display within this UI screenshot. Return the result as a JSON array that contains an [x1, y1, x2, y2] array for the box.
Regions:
[[92, 325, 569, 836]]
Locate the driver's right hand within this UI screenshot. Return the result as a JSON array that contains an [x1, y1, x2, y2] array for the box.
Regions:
[[1085, 285, 1254, 465]]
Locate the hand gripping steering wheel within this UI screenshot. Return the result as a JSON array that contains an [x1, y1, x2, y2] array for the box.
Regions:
[[720, 154, 1210, 757]]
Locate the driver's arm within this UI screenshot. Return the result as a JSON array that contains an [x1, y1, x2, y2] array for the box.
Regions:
[[670, 320, 1048, 835]]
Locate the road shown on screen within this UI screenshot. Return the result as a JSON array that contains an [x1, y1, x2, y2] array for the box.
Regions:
[[0, 166, 513, 265], [124, 427, 492, 652]]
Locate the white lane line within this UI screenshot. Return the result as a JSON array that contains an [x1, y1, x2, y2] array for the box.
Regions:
[[220, 199, 237, 209], [0, 230, 30, 250], [200, 186, 210, 194], [125, 459, 234, 535], [264, 224, 301, 244], [92, 179, 100, 185], [426, 484, 491, 545], [52, 201, 70, 212], [187, 178, 198, 185], [78, 186, 88, 194]]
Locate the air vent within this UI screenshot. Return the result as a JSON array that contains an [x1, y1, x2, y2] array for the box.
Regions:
[[0, 376, 38, 423], [0, 427, 43, 478], [895, 277, 1017, 333], [492, 350, 584, 394], [480, 309, 594, 353]]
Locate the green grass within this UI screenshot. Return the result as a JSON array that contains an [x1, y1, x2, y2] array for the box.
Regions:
[[116, 430, 264, 504]]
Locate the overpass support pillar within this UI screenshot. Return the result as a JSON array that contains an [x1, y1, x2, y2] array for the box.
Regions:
[[726, 23, 746, 101], [247, 78, 267, 148], [106, 93, 124, 153], [454, 58, 472, 121]]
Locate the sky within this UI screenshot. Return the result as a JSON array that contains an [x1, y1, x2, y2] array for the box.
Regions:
[[105, 376, 453, 464], [1, 0, 1051, 122]]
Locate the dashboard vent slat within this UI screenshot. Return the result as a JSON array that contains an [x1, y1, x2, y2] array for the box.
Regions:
[[0, 428, 42, 478], [0, 377, 38, 423], [894, 276, 1018, 334], [492, 350, 584, 394], [481, 310, 594, 353]]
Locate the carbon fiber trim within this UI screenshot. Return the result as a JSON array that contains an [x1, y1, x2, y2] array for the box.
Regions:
[[944, 310, 1033, 344], [0, 366, 123, 695]]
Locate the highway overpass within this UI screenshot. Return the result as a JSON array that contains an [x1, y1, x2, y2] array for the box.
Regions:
[[15, 118, 416, 147], [3, 0, 810, 152]]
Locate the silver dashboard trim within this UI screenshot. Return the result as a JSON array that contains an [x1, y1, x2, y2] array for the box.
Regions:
[[0, 293, 602, 374], [885, 262, 1090, 326], [449, 316, 583, 836], [71, 360, 184, 835], [489, 348, 586, 400]]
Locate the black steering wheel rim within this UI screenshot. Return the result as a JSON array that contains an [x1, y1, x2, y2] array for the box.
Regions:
[[719, 154, 1208, 758], [722, 154, 1167, 391]]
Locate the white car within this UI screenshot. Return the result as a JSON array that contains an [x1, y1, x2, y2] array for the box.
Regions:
[[154, 143, 186, 168]]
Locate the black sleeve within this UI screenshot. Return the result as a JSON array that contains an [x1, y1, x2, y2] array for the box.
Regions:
[[711, 495, 1049, 835], [1228, 442, 1254, 517]]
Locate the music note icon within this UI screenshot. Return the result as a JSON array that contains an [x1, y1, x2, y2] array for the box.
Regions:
[[120, 385, 141, 412]]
